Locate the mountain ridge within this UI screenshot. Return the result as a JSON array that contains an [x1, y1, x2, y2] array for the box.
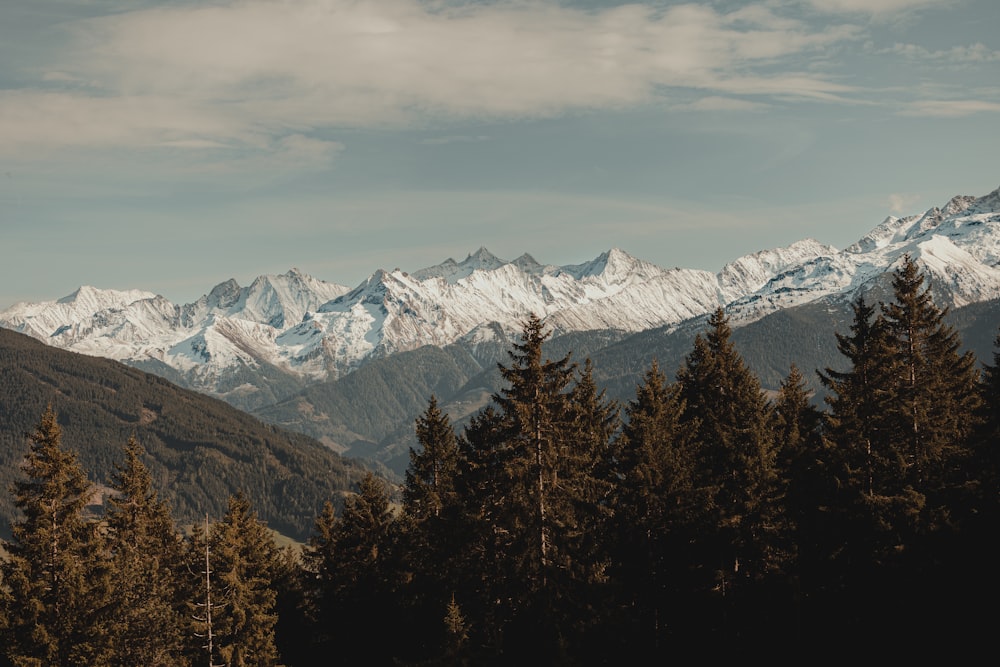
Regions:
[[2, 184, 999, 416]]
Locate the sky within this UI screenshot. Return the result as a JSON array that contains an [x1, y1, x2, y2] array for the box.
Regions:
[[1, 0, 998, 309]]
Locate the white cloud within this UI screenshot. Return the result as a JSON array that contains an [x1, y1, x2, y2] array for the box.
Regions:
[[0, 0, 867, 160]]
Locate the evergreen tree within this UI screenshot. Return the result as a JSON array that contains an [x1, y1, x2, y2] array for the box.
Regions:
[[492, 313, 578, 606], [298, 500, 338, 653], [489, 313, 598, 660], [975, 328, 1000, 522], [674, 308, 786, 642], [563, 359, 619, 586], [399, 396, 463, 662], [404, 395, 460, 523], [609, 359, 696, 654], [206, 492, 282, 667], [818, 295, 896, 524], [1, 405, 111, 666], [816, 261, 983, 646], [442, 594, 470, 664], [301, 473, 396, 664], [880, 255, 981, 532], [772, 364, 826, 548], [772, 364, 832, 641], [451, 406, 510, 655], [103, 436, 187, 666]]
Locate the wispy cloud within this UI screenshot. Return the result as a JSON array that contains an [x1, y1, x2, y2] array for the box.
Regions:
[[883, 42, 1000, 63], [898, 99, 1000, 117], [0, 0, 867, 163], [888, 192, 921, 213], [419, 135, 491, 146], [800, 0, 949, 17], [672, 96, 771, 112]]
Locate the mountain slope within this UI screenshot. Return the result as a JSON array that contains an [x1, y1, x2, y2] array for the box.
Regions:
[[0, 328, 372, 541], [2, 184, 1000, 478]]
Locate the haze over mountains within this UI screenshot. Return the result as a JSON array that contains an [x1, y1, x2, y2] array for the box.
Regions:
[[3, 185, 1000, 474]]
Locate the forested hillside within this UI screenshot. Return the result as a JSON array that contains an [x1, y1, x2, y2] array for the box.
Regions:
[[0, 328, 373, 541], [2, 256, 997, 664]]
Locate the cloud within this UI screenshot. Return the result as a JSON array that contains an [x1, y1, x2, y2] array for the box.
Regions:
[[673, 96, 771, 112], [419, 135, 491, 146], [800, 0, 949, 17], [0, 0, 867, 160], [888, 192, 921, 213], [898, 99, 1000, 117], [884, 42, 1000, 63]]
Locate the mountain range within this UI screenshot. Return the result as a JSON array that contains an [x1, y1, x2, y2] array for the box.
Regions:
[[3, 184, 1000, 475]]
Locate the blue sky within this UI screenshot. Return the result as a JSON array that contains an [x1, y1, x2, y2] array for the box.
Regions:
[[1, 0, 998, 308]]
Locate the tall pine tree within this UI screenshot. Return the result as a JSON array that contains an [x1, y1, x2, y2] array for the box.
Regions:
[[674, 308, 786, 644], [610, 359, 696, 654], [204, 492, 282, 667], [103, 436, 187, 666], [1, 405, 111, 666]]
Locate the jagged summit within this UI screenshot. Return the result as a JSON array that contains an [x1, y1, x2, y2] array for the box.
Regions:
[[2, 184, 999, 409]]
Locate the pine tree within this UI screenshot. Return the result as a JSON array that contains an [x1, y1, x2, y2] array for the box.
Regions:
[[772, 363, 833, 637], [563, 359, 619, 587], [674, 308, 786, 641], [975, 328, 1000, 522], [301, 473, 396, 664], [815, 262, 984, 646], [404, 396, 460, 523], [442, 594, 470, 664], [399, 396, 463, 662], [492, 313, 577, 604], [609, 359, 696, 653], [206, 492, 282, 667], [880, 255, 981, 531], [298, 500, 338, 652], [103, 436, 187, 666], [818, 295, 896, 514], [451, 405, 510, 654], [1, 405, 111, 666]]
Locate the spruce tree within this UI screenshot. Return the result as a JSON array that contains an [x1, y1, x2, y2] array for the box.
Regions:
[[674, 308, 786, 641], [492, 313, 577, 604], [404, 395, 460, 524], [302, 473, 396, 664], [610, 359, 696, 654], [490, 313, 596, 659], [818, 295, 896, 518], [880, 255, 981, 532], [975, 328, 1000, 522], [298, 500, 338, 653], [206, 492, 282, 667], [103, 436, 187, 666], [399, 396, 463, 662], [1, 405, 111, 666], [451, 406, 510, 654]]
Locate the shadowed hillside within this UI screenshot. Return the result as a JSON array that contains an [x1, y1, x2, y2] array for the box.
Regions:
[[0, 328, 376, 541]]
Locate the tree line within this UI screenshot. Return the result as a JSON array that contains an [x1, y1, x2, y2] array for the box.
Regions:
[[1, 255, 998, 665]]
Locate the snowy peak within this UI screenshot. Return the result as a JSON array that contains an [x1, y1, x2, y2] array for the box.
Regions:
[[3, 183, 1000, 409], [718, 238, 837, 302], [54, 285, 157, 311], [411, 247, 508, 283]]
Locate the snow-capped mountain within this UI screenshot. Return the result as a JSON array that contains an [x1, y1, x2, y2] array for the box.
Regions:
[[2, 185, 999, 409]]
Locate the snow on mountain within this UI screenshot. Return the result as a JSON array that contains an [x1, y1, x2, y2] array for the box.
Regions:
[[2, 185, 999, 405]]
